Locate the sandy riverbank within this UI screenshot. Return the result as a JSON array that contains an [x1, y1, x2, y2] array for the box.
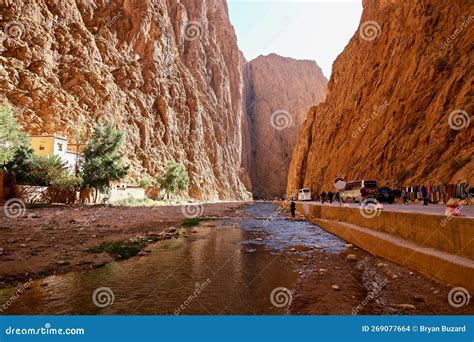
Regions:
[[0, 202, 249, 286]]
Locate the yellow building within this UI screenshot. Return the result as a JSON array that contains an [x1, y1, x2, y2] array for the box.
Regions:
[[29, 134, 81, 170], [30, 134, 68, 157]]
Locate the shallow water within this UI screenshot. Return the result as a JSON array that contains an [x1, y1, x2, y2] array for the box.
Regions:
[[0, 203, 348, 315]]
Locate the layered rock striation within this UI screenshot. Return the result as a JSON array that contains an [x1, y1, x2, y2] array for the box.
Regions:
[[0, 0, 251, 200], [288, 0, 473, 196], [244, 54, 327, 198]]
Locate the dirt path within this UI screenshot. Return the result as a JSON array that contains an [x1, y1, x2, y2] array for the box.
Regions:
[[0, 202, 248, 287]]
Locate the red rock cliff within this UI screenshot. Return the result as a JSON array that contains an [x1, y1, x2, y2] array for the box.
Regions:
[[287, 0, 473, 196], [0, 0, 251, 200], [245, 54, 327, 198]]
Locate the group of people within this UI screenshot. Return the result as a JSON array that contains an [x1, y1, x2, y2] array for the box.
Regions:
[[320, 191, 340, 204]]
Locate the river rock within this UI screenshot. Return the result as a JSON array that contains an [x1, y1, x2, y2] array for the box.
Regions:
[[166, 227, 177, 233], [413, 295, 425, 302], [390, 304, 416, 310], [331, 285, 340, 291], [346, 254, 358, 261], [345, 243, 354, 248], [0, 248, 4, 255], [28, 213, 41, 219], [255, 237, 263, 241]]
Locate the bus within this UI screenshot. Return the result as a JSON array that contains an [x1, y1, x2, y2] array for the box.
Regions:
[[297, 188, 312, 201], [341, 180, 378, 203]]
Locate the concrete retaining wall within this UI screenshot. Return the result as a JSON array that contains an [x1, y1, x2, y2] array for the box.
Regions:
[[282, 202, 474, 291], [295, 203, 474, 259]]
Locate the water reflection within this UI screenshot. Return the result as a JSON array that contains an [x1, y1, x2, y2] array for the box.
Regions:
[[0, 203, 346, 315]]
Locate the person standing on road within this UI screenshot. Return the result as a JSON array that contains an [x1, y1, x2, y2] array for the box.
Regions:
[[328, 191, 334, 203], [421, 185, 429, 206], [321, 191, 327, 203], [290, 201, 296, 218], [401, 188, 409, 205]]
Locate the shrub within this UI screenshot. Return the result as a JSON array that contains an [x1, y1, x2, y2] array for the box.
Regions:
[[27, 154, 68, 186], [0, 105, 29, 166], [47, 173, 83, 204], [139, 177, 153, 189], [155, 160, 189, 198]]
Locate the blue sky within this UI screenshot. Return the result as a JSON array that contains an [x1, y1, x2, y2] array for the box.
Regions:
[[228, 0, 363, 78]]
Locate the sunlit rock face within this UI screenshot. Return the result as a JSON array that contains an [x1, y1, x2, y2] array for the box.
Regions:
[[244, 54, 327, 199], [287, 0, 473, 197], [0, 0, 251, 200]]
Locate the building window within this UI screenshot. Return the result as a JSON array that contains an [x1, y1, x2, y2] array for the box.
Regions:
[[39, 144, 45, 151], [57, 143, 63, 152]]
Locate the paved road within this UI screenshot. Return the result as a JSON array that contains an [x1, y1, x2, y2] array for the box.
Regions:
[[296, 201, 474, 218]]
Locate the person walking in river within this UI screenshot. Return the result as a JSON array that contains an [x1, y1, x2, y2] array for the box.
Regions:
[[290, 201, 296, 218]]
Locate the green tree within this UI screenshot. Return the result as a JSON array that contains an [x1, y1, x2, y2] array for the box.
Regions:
[[81, 124, 129, 201], [0, 105, 29, 166], [156, 160, 189, 198], [27, 154, 68, 186], [3, 144, 35, 181]]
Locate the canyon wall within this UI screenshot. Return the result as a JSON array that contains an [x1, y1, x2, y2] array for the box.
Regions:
[[288, 0, 473, 197], [245, 54, 327, 198], [0, 0, 251, 200]]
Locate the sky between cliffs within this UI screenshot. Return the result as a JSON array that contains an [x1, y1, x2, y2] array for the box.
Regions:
[[228, 0, 363, 77]]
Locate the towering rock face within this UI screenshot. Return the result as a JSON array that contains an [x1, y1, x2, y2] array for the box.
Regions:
[[245, 54, 327, 198], [288, 0, 473, 197], [0, 0, 251, 200]]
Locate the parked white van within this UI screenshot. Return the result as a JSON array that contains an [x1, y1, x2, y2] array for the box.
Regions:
[[297, 188, 312, 201], [341, 180, 378, 203]]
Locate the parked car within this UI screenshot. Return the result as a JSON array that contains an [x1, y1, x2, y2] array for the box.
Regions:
[[297, 188, 312, 201], [376, 187, 394, 204], [341, 180, 378, 203]]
